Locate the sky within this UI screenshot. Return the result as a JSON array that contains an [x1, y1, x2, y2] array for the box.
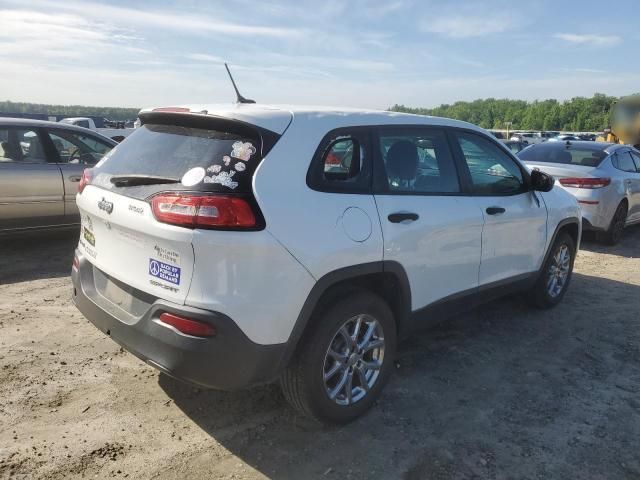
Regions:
[[1, 0, 640, 109]]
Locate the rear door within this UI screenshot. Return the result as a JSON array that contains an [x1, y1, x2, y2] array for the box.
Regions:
[[373, 126, 484, 311], [0, 126, 65, 233], [619, 150, 640, 222], [45, 128, 115, 222], [450, 130, 547, 285]]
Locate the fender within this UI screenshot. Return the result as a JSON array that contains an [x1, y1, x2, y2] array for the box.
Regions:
[[279, 261, 411, 367]]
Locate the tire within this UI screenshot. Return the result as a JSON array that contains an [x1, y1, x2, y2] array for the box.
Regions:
[[598, 201, 627, 245], [280, 291, 397, 424], [528, 232, 576, 309]]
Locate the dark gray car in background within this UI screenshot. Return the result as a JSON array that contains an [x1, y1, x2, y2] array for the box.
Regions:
[[0, 118, 116, 235]]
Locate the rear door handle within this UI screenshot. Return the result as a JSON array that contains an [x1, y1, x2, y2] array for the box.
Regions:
[[388, 212, 419, 223], [486, 207, 506, 215], [69, 175, 81, 182]]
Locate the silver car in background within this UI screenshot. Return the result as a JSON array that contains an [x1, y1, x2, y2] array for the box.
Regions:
[[519, 140, 640, 244], [0, 118, 116, 236]]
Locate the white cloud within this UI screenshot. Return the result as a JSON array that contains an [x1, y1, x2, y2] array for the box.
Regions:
[[7, 0, 302, 38], [0, 9, 138, 59], [554, 33, 622, 47], [185, 53, 225, 63], [421, 13, 519, 38]]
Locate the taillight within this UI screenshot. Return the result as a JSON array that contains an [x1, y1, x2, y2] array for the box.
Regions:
[[151, 194, 257, 229], [78, 168, 92, 194], [559, 177, 611, 189], [158, 312, 216, 337], [72, 255, 79, 270]]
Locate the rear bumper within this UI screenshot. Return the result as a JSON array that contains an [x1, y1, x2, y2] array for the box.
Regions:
[[71, 250, 287, 390]]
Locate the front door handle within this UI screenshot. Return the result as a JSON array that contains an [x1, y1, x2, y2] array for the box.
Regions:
[[388, 212, 419, 223], [69, 175, 81, 182], [486, 207, 506, 215]]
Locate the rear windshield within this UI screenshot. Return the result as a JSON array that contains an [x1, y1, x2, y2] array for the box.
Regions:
[[519, 143, 607, 167], [92, 123, 262, 193]]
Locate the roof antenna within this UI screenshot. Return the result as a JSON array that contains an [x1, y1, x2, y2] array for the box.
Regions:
[[224, 63, 255, 104]]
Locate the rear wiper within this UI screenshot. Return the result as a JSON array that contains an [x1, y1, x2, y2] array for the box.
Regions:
[[110, 174, 180, 187]]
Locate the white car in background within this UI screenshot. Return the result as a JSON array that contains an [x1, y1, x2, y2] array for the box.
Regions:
[[520, 140, 640, 244], [71, 104, 580, 423]]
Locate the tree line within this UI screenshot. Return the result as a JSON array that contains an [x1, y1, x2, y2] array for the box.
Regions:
[[0, 101, 140, 121], [391, 93, 628, 132]]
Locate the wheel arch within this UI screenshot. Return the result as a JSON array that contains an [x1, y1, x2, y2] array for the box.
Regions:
[[280, 261, 411, 368], [540, 217, 580, 274]]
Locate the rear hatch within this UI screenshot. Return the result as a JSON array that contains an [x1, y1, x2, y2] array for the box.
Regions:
[[519, 141, 608, 180], [523, 162, 596, 180], [76, 111, 281, 305]]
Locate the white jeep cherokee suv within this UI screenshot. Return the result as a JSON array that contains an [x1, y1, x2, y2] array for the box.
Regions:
[[72, 105, 581, 423]]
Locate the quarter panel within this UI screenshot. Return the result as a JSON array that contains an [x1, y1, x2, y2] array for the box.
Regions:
[[253, 117, 384, 281], [186, 230, 315, 345]]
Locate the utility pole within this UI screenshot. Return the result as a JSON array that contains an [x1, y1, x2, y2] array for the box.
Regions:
[[504, 121, 512, 139]]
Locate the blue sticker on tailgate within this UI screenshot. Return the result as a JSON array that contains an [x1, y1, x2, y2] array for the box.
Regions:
[[149, 258, 181, 285]]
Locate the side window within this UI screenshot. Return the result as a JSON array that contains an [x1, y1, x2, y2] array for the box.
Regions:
[[78, 120, 90, 129], [323, 138, 361, 181], [378, 128, 460, 193], [307, 129, 371, 193], [614, 151, 638, 173], [0, 128, 47, 163], [48, 130, 112, 165], [455, 131, 525, 195]]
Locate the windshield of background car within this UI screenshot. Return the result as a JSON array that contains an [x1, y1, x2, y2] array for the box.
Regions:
[[91, 123, 262, 194], [519, 143, 607, 167]]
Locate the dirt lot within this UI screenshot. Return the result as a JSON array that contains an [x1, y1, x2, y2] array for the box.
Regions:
[[1, 229, 639, 480]]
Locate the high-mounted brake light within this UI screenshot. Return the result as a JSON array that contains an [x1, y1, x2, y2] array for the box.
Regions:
[[158, 312, 216, 337], [151, 194, 256, 229], [152, 107, 191, 113], [559, 177, 611, 189], [78, 168, 92, 194]]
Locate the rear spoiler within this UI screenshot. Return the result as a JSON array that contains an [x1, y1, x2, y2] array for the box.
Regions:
[[138, 111, 281, 158]]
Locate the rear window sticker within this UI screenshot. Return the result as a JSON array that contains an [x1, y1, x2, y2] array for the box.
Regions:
[[234, 162, 246, 172], [207, 164, 222, 174], [181, 167, 206, 187], [231, 141, 256, 161], [149, 258, 181, 285], [203, 171, 238, 189]]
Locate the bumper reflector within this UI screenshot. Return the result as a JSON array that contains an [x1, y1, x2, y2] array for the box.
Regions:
[[158, 312, 216, 338]]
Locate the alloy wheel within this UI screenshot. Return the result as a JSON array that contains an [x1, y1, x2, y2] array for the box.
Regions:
[[547, 244, 571, 298], [322, 314, 385, 406]]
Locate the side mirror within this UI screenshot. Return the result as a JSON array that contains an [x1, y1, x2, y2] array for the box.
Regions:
[[530, 169, 554, 192]]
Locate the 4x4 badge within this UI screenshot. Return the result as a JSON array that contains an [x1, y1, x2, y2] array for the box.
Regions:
[[98, 198, 114, 214]]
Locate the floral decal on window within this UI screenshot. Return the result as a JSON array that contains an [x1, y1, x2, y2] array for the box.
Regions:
[[231, 141, 256, 161], [204, 170, 238, 189], [202, 141, 256, 190]]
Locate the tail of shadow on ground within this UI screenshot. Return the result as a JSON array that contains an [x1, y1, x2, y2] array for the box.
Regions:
[[159, 272, 640, 479], [0, 231, 77, 284]]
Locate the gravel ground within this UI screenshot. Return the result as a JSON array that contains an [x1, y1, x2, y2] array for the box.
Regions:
[[1, 229, 639, 479]]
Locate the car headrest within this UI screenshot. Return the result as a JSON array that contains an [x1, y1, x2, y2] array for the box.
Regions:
[[386, 140, 418, 180]]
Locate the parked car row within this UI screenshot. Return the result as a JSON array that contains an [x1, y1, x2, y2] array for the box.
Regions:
[[518, 139, 640, 244]]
